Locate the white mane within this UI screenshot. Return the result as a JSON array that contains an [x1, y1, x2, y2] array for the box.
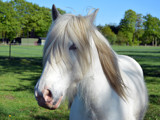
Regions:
[[43, 13, 126, 105]]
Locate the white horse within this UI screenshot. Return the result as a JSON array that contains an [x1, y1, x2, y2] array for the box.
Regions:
[[34, 5, 148, 120]]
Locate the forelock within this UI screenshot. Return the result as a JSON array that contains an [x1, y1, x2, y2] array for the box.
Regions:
[[43, 14, 93, 74]]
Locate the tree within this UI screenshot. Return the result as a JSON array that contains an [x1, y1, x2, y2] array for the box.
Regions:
[[119, 9, 137, 45], [100, 25, 117, 44], [143, 14, 160, 46], [134, 14, 144, 45], [11, 0, 50, 37], [0, 0, 66, 39], [97, 25, 103, 32], [116, 31, 127, 45], [0, 1, 21, 41], [108, 25, 120, 34], [0, 0, 5, 39]]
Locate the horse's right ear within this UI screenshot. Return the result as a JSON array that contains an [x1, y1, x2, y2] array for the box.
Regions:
[[87, 9, 99, 24], [52, 4, 61, 21]]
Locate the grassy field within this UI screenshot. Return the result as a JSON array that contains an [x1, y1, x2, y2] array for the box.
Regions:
[[0, 45, 160, 120], [0, 45, 43, 58]]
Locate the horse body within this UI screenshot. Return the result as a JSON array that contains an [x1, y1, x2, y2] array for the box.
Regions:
[[69, 35, 147, 120], [34, 5, 148, 120], [70, 55, 148, 120]]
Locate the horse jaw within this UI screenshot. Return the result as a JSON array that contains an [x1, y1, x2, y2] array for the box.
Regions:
[[34, 60, 72, 110]]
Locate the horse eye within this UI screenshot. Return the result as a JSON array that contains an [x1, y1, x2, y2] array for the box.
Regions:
[[69, 43, 77, 50]]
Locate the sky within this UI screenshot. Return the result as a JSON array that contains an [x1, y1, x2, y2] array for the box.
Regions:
[[4, 0, 160, 25]]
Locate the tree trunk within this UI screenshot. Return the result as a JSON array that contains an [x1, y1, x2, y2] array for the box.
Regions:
[[152, 37, 155, 46], [155, 38, 157, 46], [152, 40, 154, 46]]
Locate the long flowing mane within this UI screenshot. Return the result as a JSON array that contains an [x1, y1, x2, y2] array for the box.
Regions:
[[43, 13, 126, 99], [92, 30, 126, 99]]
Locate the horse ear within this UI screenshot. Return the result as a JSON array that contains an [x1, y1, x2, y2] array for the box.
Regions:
[[52, 4, 61, 21], [87, 9, 99, 24]]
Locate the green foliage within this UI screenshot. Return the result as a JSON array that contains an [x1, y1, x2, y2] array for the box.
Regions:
[[133, 14, 144, 45], [116, 31, 127, 45], [119, 9, 137, 45], [143, 14, 160, 46], [120, 9, 137, 33], [0, 1, 21, 40], [99, 25, 117, 44], [0, 0, 66, 40], [1, 0, 160, 46], [98, 10, 160, 46], [57, 8, 66, 15], [11, 0, 53, 37]]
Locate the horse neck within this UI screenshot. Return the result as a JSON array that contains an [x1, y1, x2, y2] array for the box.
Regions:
[[77, 38, 113, 119]]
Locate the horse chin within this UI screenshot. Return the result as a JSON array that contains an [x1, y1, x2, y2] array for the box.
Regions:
[[37, 96, 63, 110]]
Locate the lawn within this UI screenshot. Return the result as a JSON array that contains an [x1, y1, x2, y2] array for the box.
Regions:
[[0, 45, 43, 58], [0, 45, 159, 120]]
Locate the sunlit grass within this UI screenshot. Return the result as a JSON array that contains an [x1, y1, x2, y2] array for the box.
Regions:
[[0, 45, 160, 120]]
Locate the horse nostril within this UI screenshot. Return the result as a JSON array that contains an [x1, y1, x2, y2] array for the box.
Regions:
[[35, 90, 38, 97], [43, 89, 53, 103]]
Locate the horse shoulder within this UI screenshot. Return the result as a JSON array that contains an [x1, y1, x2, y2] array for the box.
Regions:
[[117, 54, 146, 91], [118, 55, 143, 77], [69, 95, 94, 120], [118, 55, 148, 120]]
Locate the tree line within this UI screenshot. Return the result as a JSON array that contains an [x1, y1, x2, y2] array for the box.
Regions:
[[98, 9, 160, 46], [0, 0, 65, 42], [0, 0, 160, 46]]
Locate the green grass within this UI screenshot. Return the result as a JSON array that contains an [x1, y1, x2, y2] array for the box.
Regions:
[[0, 45, 43, 57], [0, 45, 160, 120]]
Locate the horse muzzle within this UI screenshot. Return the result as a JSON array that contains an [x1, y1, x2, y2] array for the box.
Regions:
[[35, 88, 63, 110]]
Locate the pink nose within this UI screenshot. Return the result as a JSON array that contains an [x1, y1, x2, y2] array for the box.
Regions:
[[43, 89, 53, 104], [35, 88, 63, 110]]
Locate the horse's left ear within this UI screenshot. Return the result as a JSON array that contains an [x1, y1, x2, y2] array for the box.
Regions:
[[87, 9, 99, 24], [52, 4, 61, 21]]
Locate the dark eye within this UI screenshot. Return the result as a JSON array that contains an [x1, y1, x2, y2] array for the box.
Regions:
[[69, 43, 77, 50]]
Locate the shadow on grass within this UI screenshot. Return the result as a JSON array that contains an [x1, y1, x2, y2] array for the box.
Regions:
[[33, 115, 69, 120], [142, 65, 160, 78], [149, 95, 160, 105], [0, 56, 42, 75], [0, 56, 42, 93], [33, 115, 52, 120]]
